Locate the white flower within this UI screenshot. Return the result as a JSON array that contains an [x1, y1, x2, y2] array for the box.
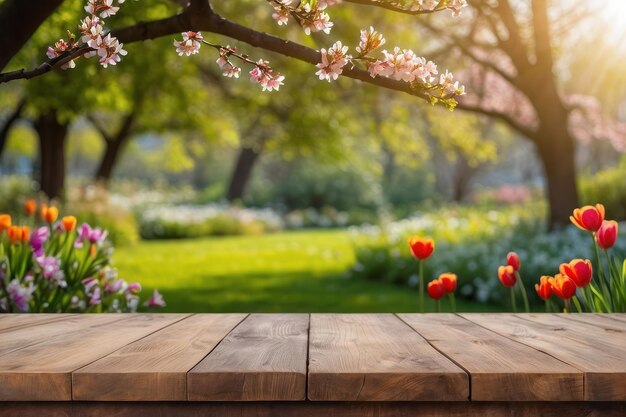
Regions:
[[315, 41, 350, 82], [174, 31, 203, 56]]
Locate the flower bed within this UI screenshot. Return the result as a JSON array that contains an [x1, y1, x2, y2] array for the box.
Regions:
[[0, 200, 163, 313]]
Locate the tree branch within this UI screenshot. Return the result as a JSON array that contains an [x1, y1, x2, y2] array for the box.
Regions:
[[0, 0, 65, 71], [455, 100, 536, 140]]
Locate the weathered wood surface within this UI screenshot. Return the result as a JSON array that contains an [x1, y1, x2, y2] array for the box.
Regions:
[[308, 314, 468, 401], [0, 313, 625, 405], [461, 313, 626, 401], [73, 314, 246, 401], [188, 313, 309, 401], [398, 313, 583, 401]]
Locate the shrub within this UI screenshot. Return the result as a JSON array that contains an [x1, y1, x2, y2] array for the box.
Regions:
[[580, 158, 626, 220]]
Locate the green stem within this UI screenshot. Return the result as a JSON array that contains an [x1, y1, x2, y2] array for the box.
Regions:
[[449, 292, 456, 313], [437, 299, 441, 313], [516, 272, 530, 313], [510, 286, 517, 313], [545, 300, 550, 312], [419, 260, 424, 313]]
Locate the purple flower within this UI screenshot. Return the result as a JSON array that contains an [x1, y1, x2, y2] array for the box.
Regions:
[[30, 227, 49, 258], [7, 279, 34, 312], [104, 279, 125, 294], [147, 289, 166, 308], [75, 223, 108, 248], [127, 282, 142, 294], [89, 287, 101, 305], [38, 256, 61, 279], [82, 277, 98, 292]]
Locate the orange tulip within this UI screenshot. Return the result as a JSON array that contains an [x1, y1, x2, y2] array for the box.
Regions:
[[570, 204, 605, 232], [548, 274, 577, 299], [42, 206, 59, 224], [21, 226, 30, 242], [596, 220, 618, 250], [408, 236, 435, 260], [62, 216, 77, 232], [438, 272, 457, 293], [7, 226, 23, 244], [497, 265, 517, 287], [24, 199, 36, 216], [0, 214, 11, 234], [427, 279, 446, 300], [506, 251, 521, 271], [559, 259, 592, 288], [535, 276, 552, 301]]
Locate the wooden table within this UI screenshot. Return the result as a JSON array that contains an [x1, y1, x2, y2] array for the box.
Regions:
[[0, 313, 625, 416]]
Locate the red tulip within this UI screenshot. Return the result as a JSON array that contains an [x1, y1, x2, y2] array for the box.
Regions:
[[570, 204, 605, 232], [498, 265, 517, 287], [548, 274, 577, 299], [534, 276, 552, 301], [596, 220, 618, 250], [24, 199, 36, 216], [408, 236, 435, 260], [0, 214, 11, 234], [506, 251, 521, 271], [7, 226, 23, 244], [559, 259, 592, 288], [427, 279, 446, 300], [438, 272, 457, 293]]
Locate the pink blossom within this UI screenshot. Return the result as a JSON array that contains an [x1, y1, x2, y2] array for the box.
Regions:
[[91, 33, 127, 67], [127, 282, 142, 294], [174, 31, 203, 56], [46, 39, 77, 69], [356, 26, 385, 55], [301, 3, 333, 35], [7, 279, 34, 312], [272, 7, 290, 26], [78, 16, 103, 44], [147, 289, 166, 308], [315, 41, 351, 82], [89, 287, 102, 305], [249, 60, 284, 91], [85, 0, 121, 19]]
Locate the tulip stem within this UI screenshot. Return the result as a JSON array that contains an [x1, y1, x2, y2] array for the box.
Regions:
[[448, 292, 456, 313], [510, 286, 517, 313], [419, 260, 424, 313], [516, 272, 530, 313], [437, 299, 441, 313], [545, 300, 550, 313], [564, 299, 570, 313]]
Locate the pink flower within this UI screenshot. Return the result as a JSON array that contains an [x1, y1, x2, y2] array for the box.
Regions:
[[7, 279, 34, 312], [85, 0, 121, 18], [89, 287, 102, 305], [147, 289, 166, 308], [272, 7, 290, 26], [315, 41, 351, 82], [174, 31, 203, 56], [249, 60, 284, 91], [93, 33, 127, 67], [356, 26, 385, 55]]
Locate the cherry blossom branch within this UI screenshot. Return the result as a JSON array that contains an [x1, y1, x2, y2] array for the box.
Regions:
[[343, 0, 466, 17]]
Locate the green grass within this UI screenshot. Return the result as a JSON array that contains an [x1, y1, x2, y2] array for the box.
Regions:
[[114, 229, 501, 312]]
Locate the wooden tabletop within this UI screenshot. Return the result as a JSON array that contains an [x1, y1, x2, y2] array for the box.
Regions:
[[0, 313, 625, 405]]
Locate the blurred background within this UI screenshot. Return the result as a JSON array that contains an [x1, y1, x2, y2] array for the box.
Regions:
[[1, 0, 625, 312]]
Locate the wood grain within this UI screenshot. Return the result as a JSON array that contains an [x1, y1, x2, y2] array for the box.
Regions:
[[0, 314, 187, 401], [72, 314, 246, 401], [398, 313, 583, 401], [462, 313, 626, 401], [188, 314, 309, 401], [0, 314, 71, 332], [2, 401, 624, 417], [0, 314, 124, 357], [308, 314, 468, 401]]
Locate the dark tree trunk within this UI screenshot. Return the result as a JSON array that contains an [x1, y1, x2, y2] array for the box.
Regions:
[[34, 110, 68, 200], [451, 157, 476, 203], [226, 146, 262, 202], [95, 137, 128, 184], [0, 0, 65, 70], [0, 98, 26, 159], [93, 112, 136, 184]]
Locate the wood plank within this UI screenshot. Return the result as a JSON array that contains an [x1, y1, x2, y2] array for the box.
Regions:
[[602, 313, 626, 323], [555, 313, 626, 332], [0, 314, 72, 333], [188, 313, 309, 401], [307, 314, 468, 401], [3, 401, 625, 417], [72, 314, 246, 401], [461, 313, 626, 401], [0, 314, 188, 401], [0, 314, 125, 357], [398, 313, 583, 401]]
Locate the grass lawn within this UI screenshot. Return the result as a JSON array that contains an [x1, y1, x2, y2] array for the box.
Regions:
[[114, 229, 501, 313]]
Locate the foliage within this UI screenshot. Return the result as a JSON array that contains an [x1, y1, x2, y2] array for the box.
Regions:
[[580, 158, 626, 221], [0, 176, 38, 214], [0, 202, 163, 313], [138, 204, 283, 240], [350, 203, 626, 306]]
